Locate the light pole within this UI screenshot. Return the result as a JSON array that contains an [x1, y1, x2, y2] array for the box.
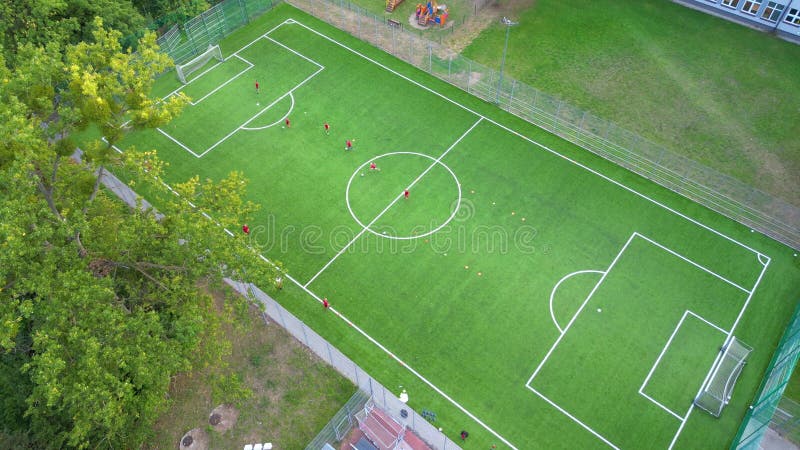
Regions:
[[495, 16, 517, 105]]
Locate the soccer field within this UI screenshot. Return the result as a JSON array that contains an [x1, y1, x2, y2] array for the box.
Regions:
[[118, 7, 800, 449]]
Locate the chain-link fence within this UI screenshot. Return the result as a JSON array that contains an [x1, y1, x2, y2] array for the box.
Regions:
[[287, 0, 800, 250], [769, 397, 800, 446], [731, 301, 800, 449], [226, 280, 462, 450], [306, 390, 371, 449], [156, 0, 283, 64], [88, 159, 460, 449]]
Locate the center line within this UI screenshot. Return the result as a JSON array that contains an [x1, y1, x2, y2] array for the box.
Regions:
[[303, 118, 482, 288]]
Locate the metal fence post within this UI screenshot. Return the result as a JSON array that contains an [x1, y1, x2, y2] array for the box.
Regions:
[[239, 0, 249, 23], [467, 60, 471, 93], [555, 100, 563, 133]]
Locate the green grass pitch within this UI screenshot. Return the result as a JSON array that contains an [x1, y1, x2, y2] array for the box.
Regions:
[[117, 6, 800, 449]]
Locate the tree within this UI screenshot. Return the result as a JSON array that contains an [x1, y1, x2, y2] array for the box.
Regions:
[[0, 0, 146, 66], [133, 0, 210, 24], [0, 18, 281, 449]]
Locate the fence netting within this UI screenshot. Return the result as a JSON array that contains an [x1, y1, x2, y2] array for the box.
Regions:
[[156, 0, 283, 64], [227, 280, 462, 450], [285, 0, 800, 250], [732, 302, 800, 449]]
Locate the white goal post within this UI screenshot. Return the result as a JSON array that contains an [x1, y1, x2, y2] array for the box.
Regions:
[[694, 336, 753, 417], [175, 44, 224, 84]]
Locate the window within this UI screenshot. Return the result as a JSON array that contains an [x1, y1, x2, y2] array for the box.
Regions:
[[785, 7, 800, 25], [761, 2, 785, 21], [722, 0, 741, 8], [742, 0, 762, 14]]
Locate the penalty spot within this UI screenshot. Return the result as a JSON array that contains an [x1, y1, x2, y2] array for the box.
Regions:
[[597, 308, 602, 313]]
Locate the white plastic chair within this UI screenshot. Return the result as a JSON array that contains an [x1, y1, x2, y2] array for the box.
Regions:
[[254, 444, 263, 450], [244, 445, 253, 450], [263, 444, 273, 450]]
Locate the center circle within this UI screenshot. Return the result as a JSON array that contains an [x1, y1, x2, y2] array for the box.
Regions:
[[345, 152, 461, 240]]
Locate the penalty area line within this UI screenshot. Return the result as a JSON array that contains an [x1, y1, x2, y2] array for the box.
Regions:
[[526, 385, 620, 450]]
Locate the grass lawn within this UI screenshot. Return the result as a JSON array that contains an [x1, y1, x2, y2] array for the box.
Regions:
[[462, 0, 800, 206], [97, 4, 800, 449], [144, 286, 355, 449]]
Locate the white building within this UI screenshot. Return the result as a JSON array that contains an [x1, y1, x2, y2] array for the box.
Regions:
[[674, 0, 800, 43]]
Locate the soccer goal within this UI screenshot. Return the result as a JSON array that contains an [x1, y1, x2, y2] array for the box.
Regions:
[[175, 44, 224, 84], [694, 336, 753, 417]]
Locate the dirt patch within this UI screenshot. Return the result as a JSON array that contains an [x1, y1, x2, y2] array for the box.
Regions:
[[179, 428, 208, 450], [209, 404, 239, 433], [443, 0, 536, 53]]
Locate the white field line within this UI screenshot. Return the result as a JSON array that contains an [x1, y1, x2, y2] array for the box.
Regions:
[[291, 272, 520, 450], [304, 118, 482, 288], [157, 129, 200, 157], [640, 391, 684, 421], [285, 19, 769, 261], [117, 20, 772, 450], [264, 35, 325, 69], [668, 255, 770, 449], [188, 55, 254, 106], [639, 311, 692, 398], [180, 59, 224, 91], [526, 386, 621, 450], [160, 32, 324, 158], [303, 196, 400, 288], [635, 233, 750, 293], [638, 310, 728, 422], [241, 92, 296, 131], [688, 310, 729, 334], [758, 254, 770, 266], [548, 270, 605, 334], [231, 20, 290, 58], [527, 233, 637, 386], [196, 62, 324, 158]]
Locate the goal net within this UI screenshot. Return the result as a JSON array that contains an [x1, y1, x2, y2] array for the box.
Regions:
[[694, 336, 753, 417], [175, 44, 223, 84]]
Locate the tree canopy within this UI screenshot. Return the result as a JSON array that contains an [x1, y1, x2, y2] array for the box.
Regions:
[[0, 17, 280, 450]]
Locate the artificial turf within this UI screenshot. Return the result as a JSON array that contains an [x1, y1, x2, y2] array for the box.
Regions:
[[115, 5, 800, 448]]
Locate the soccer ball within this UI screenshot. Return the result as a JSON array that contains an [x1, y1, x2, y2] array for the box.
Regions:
[[361, 173, 365, 177]]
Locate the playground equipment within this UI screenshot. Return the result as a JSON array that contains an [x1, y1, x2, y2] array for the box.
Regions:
[[415, 1, 449, 27], [385, 0, 404, 12]]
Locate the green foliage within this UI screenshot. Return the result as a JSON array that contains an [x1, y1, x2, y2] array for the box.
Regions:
[[0, 17, 280, 450], [134, 0, 210, 24], [0, 0, 146, 66], [210, 373, 253, 406]]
